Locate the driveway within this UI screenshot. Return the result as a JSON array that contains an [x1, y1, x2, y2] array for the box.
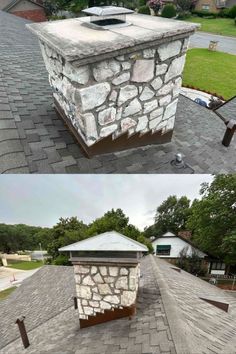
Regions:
[[190, 31, 236, 55], [0, 267, 40, 291]]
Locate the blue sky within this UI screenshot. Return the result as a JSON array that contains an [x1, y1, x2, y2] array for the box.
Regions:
[[0, 175, 213, 230]]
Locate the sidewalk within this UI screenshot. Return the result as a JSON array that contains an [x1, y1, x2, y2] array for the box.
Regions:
[[0, 267, 40, 291]]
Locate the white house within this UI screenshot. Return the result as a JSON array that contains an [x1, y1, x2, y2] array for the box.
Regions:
[[152, 232, 227, 275], [152, 231, 207, 259]]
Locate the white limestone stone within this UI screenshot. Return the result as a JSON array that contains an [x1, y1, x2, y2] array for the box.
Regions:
[[100, 301, 111, 310], [150, 107, 164, 120], [109, 267, 119, 277], [136, 116, 148, 132], [74, 265, 89, 274], [93, 59, 120, 81], [89, 301, 99, 308], [83, 113, 98, 143], [63, 62, 89, 85], [74, 274, 81, 283], [143, 99, 158, 114], [100, 124, 117, 138], [149, 116, 163, 130], [93, 293, 102, 301], [163, 99, 178, 120], [165, 55, 186, 83], [98, 107, 116, 126], [112, 72, 130, 85], [129, 267, 138, 277], [158, 40, 182, 61], [159, 95, 172, 106], [121, 291, 136, 306], [96, 104, 106, 112], [77, 83, 110, 112], [118, 85, 138, 106], [158, 81, 174, 96], [129, 277, 137, 291], [91, 266, 97, 275], [76, 285, 92, 299], [143, 49, 155, 58], [93, 273, 104, 284], [116, 55, 125, 61], [173, 77, 182, 97], [82, 299, 88, 306], [103, 295, 120, 304], [110, 90, 118, 102], [84, 306, 94, 315], [99, 266, 107, 276], [122, 61, 131, 70], [131, 59, 154, 82], [151, 77, 163, 91], [83, 275, 95, 286], [98, 283, 112, 295], [182, 37, 190, 52], [115, 276, 128, 290], [104, 276, 114, 284], [166, 116, 175, 131], [116, 107, 122, 121], [140, 87, 155, 101], [120, 267, 129, 276], [121, 118, 137, 132], [156, 63, 168, 76], [123, 98, 142, 117], [156, 121, 167, 132]]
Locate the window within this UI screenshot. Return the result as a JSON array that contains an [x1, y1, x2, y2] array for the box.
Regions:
[[211, 262, 225, 270], [202, 4, 210, 10], [156, 245, 171, 255]]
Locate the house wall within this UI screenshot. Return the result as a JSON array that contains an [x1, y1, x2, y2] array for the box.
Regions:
[[0, 0, 13, 10], [7, 0, 47, 22], [195, 0, 218, 12], [152, 236, 206, 258], [11, 0, 41, 11]]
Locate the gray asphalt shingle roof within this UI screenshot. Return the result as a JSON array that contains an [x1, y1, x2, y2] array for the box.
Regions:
[[0, 10, 235, 173], [1, 256, 236, 353]]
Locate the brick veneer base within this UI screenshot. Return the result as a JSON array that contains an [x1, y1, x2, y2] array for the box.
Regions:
[[12, 9, 47, 22]]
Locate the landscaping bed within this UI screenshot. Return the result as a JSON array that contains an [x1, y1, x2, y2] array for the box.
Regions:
[[183, 48, 236, 100], [0, 287, 17, 301]]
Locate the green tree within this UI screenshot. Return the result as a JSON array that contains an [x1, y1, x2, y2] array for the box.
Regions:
[[145, 196, 191, 238], [187, 175, 236, 264]]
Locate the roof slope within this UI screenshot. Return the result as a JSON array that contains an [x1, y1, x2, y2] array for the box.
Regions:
[[152, 257, 236, 354], [3, 0, 45, 11], [0, 10, 235, 173], [59, 231, 148, 252], [0, 265, 75, 349], [0, 256, 177, 354]]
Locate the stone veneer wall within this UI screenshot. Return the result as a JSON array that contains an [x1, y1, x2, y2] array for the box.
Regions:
[[74, 263, 140, 320], [40, 36, 189, 147]]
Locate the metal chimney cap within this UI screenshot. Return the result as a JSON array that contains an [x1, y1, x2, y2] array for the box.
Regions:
[[82, 6, 134, 17]]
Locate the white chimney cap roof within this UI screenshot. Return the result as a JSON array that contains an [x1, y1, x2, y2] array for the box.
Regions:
[[82, 6, 134, 16], [59, 231, 148, 252]]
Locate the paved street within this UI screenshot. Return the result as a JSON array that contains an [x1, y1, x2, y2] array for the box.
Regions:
[[190, 31, 236, 55], [0, 267, 40, 291]]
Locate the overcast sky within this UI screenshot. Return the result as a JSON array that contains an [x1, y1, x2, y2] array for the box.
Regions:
[[0, 175, 213, 230]]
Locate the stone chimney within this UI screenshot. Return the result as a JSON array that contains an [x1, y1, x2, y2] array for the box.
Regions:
[[59, 231, 148, 328], [27, 9, 198, 157]]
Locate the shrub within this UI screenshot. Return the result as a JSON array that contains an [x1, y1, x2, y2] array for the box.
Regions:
[[138, 5, 151, 14], [177, 10, 191, 19], [218, 8, 230, 17], [228, 5, 236, 18], [48, 15, 66, 20], [191, 10, 217, 18], [161, 4, 176, 18], [148, 0, 162, 15], [52, 254, 71, 266], [139, 0, 147, 6], [235, 17, 236, 25]]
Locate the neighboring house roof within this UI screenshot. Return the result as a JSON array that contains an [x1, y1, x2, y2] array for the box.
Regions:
[[0, 10, 236, 173], [59, 231, 148, 252], [3, 0, 45, 11], [152, 231, 208, 256], [1, 256, 236, 353]]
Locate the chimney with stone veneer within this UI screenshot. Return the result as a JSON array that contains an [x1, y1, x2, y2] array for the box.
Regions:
[[59, 231, 148, 328], [27, 8, 199, 157]]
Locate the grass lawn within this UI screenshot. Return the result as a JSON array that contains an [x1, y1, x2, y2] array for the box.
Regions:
[[183, 48, 236, 100], [7, 260, 43, 270], [0, 287, 17, 301], [186, 17, 236, 37]]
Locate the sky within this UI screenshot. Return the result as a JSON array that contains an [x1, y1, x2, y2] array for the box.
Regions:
[[0, 175, 213, 230]]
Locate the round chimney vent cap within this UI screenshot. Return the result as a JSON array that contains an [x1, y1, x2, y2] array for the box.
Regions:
[[82, 6, 134, 17]]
